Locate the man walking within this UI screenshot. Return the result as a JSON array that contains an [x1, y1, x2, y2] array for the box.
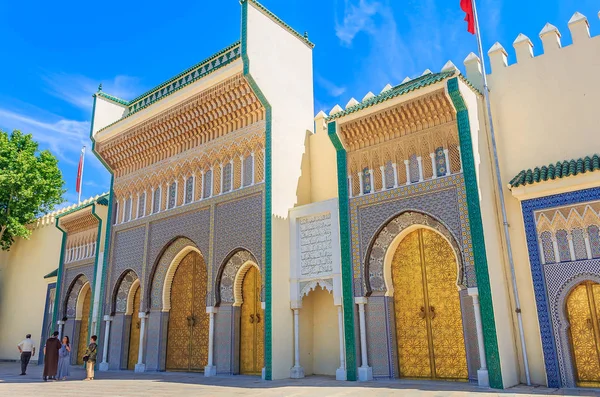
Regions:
[[17, 334, 35, 375], [43, 331, 61, 381]]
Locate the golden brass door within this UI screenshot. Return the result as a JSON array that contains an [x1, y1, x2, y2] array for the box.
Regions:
[[240, 266, 264, 375], [77, 287, 91, 365], [567, 281, 600, 387], [392, 228, 468, 380], [165, 252, 209, 371], [127, 285, 141, 370]]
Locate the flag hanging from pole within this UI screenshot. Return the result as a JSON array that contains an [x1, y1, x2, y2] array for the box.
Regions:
[[76, 146, 86, 203], [461, 0, 476, 34]]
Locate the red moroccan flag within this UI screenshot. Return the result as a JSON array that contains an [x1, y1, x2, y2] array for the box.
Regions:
[[76, 146, 85, 194], [461, 0, 476, 34]]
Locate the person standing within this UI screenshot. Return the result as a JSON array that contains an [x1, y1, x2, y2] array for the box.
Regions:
[[17, 334, 36, 375], [83, 335, 97, 381], [57, 336, 71, 380], [43, 331, 61, 381]]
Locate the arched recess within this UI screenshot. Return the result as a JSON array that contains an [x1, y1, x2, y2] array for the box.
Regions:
[[75, 282, 91, 321], [162, 245, 205, 311], [145, 236, 200, 311], [300, 279, 334, 299], [126, 279, 141, 316], [63, 274, 89, 319], [214, 248, 259, 306], [110, 269, 140, 315], [364, 210, 466, 296], [552, 273, 600, 388]]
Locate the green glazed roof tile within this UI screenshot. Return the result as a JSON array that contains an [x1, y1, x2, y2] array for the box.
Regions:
[[325, 71, 456, 121], [44, 269, 58, 279], [509, 154, 600, 188]]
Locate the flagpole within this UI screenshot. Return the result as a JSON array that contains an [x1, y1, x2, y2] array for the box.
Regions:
[[78, 146, 86, 205], [471, 0, 531, 386]]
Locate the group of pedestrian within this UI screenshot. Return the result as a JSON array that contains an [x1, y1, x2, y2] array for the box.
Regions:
[[17, 332, 98, 381]]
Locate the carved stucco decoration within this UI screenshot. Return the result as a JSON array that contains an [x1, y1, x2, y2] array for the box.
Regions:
[[299, 213, 333, 278], [366, 211, 465, 294]]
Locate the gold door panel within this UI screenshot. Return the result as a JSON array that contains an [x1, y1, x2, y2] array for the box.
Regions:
[[128, 285, 141, 370], [567, 282, 600, 387], [166, 251, 208, 371], [392, 228, 468, 380], [240, 266, 263, 375], [77, 287, 91, 365]]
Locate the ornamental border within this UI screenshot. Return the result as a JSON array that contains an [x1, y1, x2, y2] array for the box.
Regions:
[[521, 185, 600, 388]]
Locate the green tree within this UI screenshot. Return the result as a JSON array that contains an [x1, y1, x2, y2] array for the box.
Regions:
[[0, 130, 65, 250]]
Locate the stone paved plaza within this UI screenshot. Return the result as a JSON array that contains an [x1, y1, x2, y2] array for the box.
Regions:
[[0, 363, 598, 397]]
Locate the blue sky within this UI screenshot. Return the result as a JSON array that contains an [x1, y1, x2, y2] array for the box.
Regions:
[[0, 0, 597, 207]]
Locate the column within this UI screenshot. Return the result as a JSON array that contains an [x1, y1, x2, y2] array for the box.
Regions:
[[135, 312, 148, 373], [392, 163, 399, 188], [209, 167, 214, 198], [336, 305, 347, 381], [552, 236, 561, 262], [99, 315, 112, 371], [457, 146, 463, 173], [290, 307, 304, 378], [404, 160, 411, 185], [416, 156, 424, 182], [380, 165, 386, 190], [191, 173, 196, 203], [57, 320, 65, 340], [204, 307, 217, 376], [538, 242, 546, 265], [355, 297, 372, 381], [444, 149, 451, 176], [430, 153, 437, 179], [135, 193, 140, 219], [150, 187, 155, 214], [584, 232, 593, 259], [358, 172, 364, 196], [567, 234, 576, 261], [468, 288, 489, 387], [250, 152, 255, 185]]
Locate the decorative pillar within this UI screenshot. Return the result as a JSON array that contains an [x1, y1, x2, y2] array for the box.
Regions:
[[552, 236, 561, 263], [430, 153, 437, 179], [99, 315, 112, 371], [135, 193, 140, 219], [191, 173, 196, 203], [250, 152, 255, 185], [584, 232, 593, 259], [209, 167, 214, 198], [416, 156, 424, 182], [444, 149, 451, 176], [468, 288, 489, 387], [380, 165, 386, 190], [204, 307, 217, 376], [336, 305, 347, 381], [567, 234, 576, 261], [355, 297, 373, 381], [404, 160, 411, 185], [392, 163, 399, 188], [457, 146, 463, 173], [150, 187, 155, 214], [290, 307, 304, 378], [135, 312, 147, 373], [358, 172, 364, 196]]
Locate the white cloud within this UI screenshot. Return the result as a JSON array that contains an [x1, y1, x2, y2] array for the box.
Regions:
[[41, 73, 142, 112], [335, 0, 379, 46], [315, 74, 347, 97]]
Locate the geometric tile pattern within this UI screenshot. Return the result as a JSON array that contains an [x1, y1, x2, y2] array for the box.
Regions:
[[61, 265, 94, 319], [217, 250, 258, 304], [350, 174, 474, 296], [590, 225, 600, 258], [572, 229, 588, 260], [435, 146, 447, 177], [556, 230, 571, 262], [114, 270, 138, 313], [521, 186, 600, 388], [64, 274, 89, 318], [540, 231, 556, 263]]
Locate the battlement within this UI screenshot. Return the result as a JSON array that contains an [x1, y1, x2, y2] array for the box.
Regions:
[[464, 11, 600, 90]]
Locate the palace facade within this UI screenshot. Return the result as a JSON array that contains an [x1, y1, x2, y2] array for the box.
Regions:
[[2, 1, 600, 390]]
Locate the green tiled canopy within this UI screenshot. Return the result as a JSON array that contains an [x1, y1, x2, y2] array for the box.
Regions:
[[509, 154, 600, 188]]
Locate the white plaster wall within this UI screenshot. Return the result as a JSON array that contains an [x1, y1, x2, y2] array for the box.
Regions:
[[308, 116, 338, 203], [92, 97, 128, 135], [246, 2, 314, 380], [458, 79, 520, 387], [464, 19, 600, 387], [0, 224, 62, 362]]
